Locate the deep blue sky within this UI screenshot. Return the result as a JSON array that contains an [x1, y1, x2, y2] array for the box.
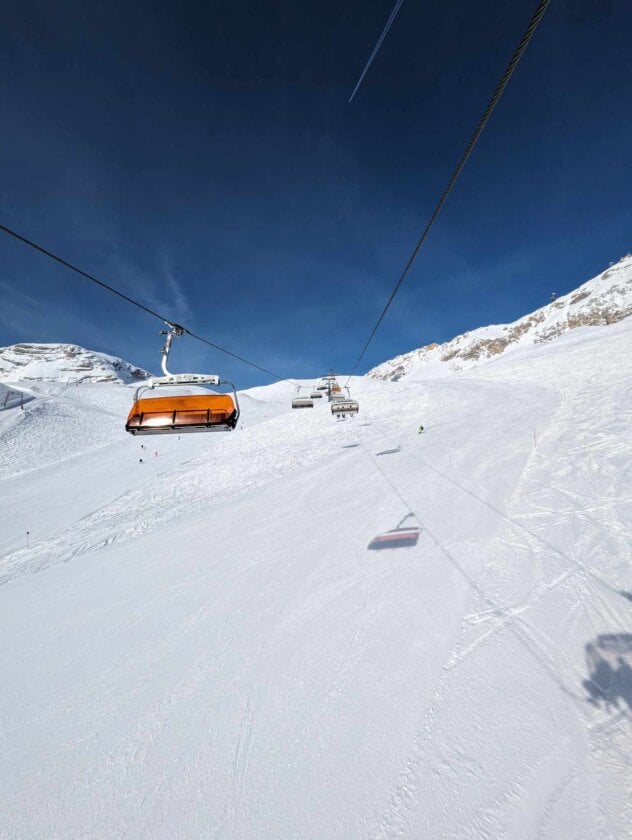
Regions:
[[0, 0, 630, 385]]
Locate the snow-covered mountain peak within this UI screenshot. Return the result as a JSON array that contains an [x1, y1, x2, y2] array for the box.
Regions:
[[0, 343, 150, 384], [369, 253, 632, 381]]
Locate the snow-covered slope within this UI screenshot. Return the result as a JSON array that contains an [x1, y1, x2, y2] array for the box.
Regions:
[[370, 254, 632, 381], [0, 320, 631, 839], [0, 381, 139, 480], [0, 342, 150, 383], [0, 344, 151, 479]]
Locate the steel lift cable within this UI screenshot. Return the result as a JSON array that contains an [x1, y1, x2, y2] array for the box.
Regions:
[[345, 0, 551, 385], [0, 222, 291, 383]]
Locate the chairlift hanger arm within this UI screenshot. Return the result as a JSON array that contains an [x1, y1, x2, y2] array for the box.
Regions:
[[160, 323, 186, 377], [134, 326, 236, 400]]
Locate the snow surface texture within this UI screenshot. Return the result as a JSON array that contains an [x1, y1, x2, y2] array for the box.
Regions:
[[369, 253, 632, 381], [0, 381, 137, 480], [1, 319, 631, 837]]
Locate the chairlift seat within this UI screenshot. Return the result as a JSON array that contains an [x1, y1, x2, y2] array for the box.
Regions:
[[292, 398, 314, 409], [126, 394, 238, 434]]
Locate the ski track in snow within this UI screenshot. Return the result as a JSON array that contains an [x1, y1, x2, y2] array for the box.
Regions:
[[1, 319, 631, 838]]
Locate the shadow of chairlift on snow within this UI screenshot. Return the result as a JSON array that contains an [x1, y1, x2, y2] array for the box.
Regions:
[[367, 513, 422, 551], [583, 633, 632, 713], [376, 447, 401, 456]]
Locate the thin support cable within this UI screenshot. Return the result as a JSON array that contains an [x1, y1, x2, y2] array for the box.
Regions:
[[0, 223, 169, 323], [0, 222, 293, 384]]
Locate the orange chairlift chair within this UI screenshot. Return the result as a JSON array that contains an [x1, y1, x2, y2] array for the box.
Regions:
[[327, 375, 343, 400], [125, 325, 240, 435]]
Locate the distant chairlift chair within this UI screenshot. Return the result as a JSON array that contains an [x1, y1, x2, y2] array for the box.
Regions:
[[330, 386, 359, 417], [331, 399, 359, 417], [291, 387, 314, 409]]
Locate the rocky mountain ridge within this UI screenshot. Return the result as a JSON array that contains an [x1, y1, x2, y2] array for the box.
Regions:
[[369, 254, 632, 381], [0, 343, 150, 384]]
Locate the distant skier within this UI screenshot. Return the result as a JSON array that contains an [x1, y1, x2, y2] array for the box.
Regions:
[[418, 424, 424, 434], [154, 451, 158, 457], [139, 458, 143, 464]]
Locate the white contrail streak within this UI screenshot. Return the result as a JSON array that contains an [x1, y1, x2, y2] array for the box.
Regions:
[[348, 0, 406, 103]]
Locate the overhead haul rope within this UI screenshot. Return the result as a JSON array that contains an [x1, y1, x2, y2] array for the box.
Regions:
[[345, 0, 551, 385], [0, 222, 291, 383]]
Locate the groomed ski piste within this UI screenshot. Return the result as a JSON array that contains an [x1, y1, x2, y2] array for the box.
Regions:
[[1, 320, 631, 838]]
